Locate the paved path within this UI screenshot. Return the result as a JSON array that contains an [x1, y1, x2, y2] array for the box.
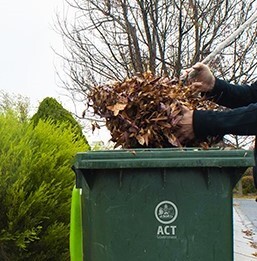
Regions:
[[234, 198, 257, 261]]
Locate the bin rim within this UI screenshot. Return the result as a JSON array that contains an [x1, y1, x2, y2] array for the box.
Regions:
[[73, 148, 255, 169]]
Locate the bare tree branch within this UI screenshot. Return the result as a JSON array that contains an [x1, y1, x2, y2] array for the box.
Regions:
[[55, 0, 257, 146]]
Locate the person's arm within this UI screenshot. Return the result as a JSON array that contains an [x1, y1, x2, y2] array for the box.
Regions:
[[176, 103, 257, 143], [178, 63, 257, 142], [207, 78, 257, 108], [188, 63, 257, 108], [194, 103, 257, 139]]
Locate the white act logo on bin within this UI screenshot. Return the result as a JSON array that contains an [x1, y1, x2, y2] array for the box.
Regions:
[[155, 201, 178, 239]]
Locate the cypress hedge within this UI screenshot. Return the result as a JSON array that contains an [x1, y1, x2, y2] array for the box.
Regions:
[[0, 111, 89, 260]]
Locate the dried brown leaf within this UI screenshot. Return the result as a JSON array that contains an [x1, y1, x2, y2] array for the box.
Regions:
[[107, 103, 127, 116], [88, 71, 222, 148], [136, 134, 145, 145]]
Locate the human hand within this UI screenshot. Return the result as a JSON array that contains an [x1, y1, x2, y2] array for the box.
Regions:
[[181, 63, 215, 93], [190, 63, 215, 92], [176, 106, 195, 144]]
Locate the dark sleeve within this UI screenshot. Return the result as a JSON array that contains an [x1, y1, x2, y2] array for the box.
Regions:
[[193, 103, 257, 138], [207, 78, 257, 108]]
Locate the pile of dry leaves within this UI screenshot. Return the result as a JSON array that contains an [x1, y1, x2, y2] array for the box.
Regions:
[[87, 72, 222, 148]]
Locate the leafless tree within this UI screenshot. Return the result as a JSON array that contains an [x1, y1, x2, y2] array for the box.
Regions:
[[57, 0, 257, 92], [56, 0, 257, 148]]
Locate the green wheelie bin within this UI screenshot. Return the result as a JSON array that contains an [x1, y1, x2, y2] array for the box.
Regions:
[[71, 148, 254, 261]]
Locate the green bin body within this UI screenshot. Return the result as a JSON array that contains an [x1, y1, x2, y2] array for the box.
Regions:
[[72, 148, 254, 261]]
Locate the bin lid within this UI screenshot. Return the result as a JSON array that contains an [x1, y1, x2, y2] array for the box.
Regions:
[[73, 148, 255, 169]]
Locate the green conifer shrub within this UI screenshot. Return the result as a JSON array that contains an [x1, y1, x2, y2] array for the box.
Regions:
[[31, 97, 88, 145], [0, 111, 89, 260]]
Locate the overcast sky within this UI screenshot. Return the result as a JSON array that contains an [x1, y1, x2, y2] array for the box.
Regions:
[[0, 0, 69, 111], [0, 0, 111, 144]]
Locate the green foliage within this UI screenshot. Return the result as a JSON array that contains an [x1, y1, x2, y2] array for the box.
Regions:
[[243, 167, 253, 177], [241, 175, 257, 195], [31, 97, 89, 146], [0, 111, 88, 260]]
